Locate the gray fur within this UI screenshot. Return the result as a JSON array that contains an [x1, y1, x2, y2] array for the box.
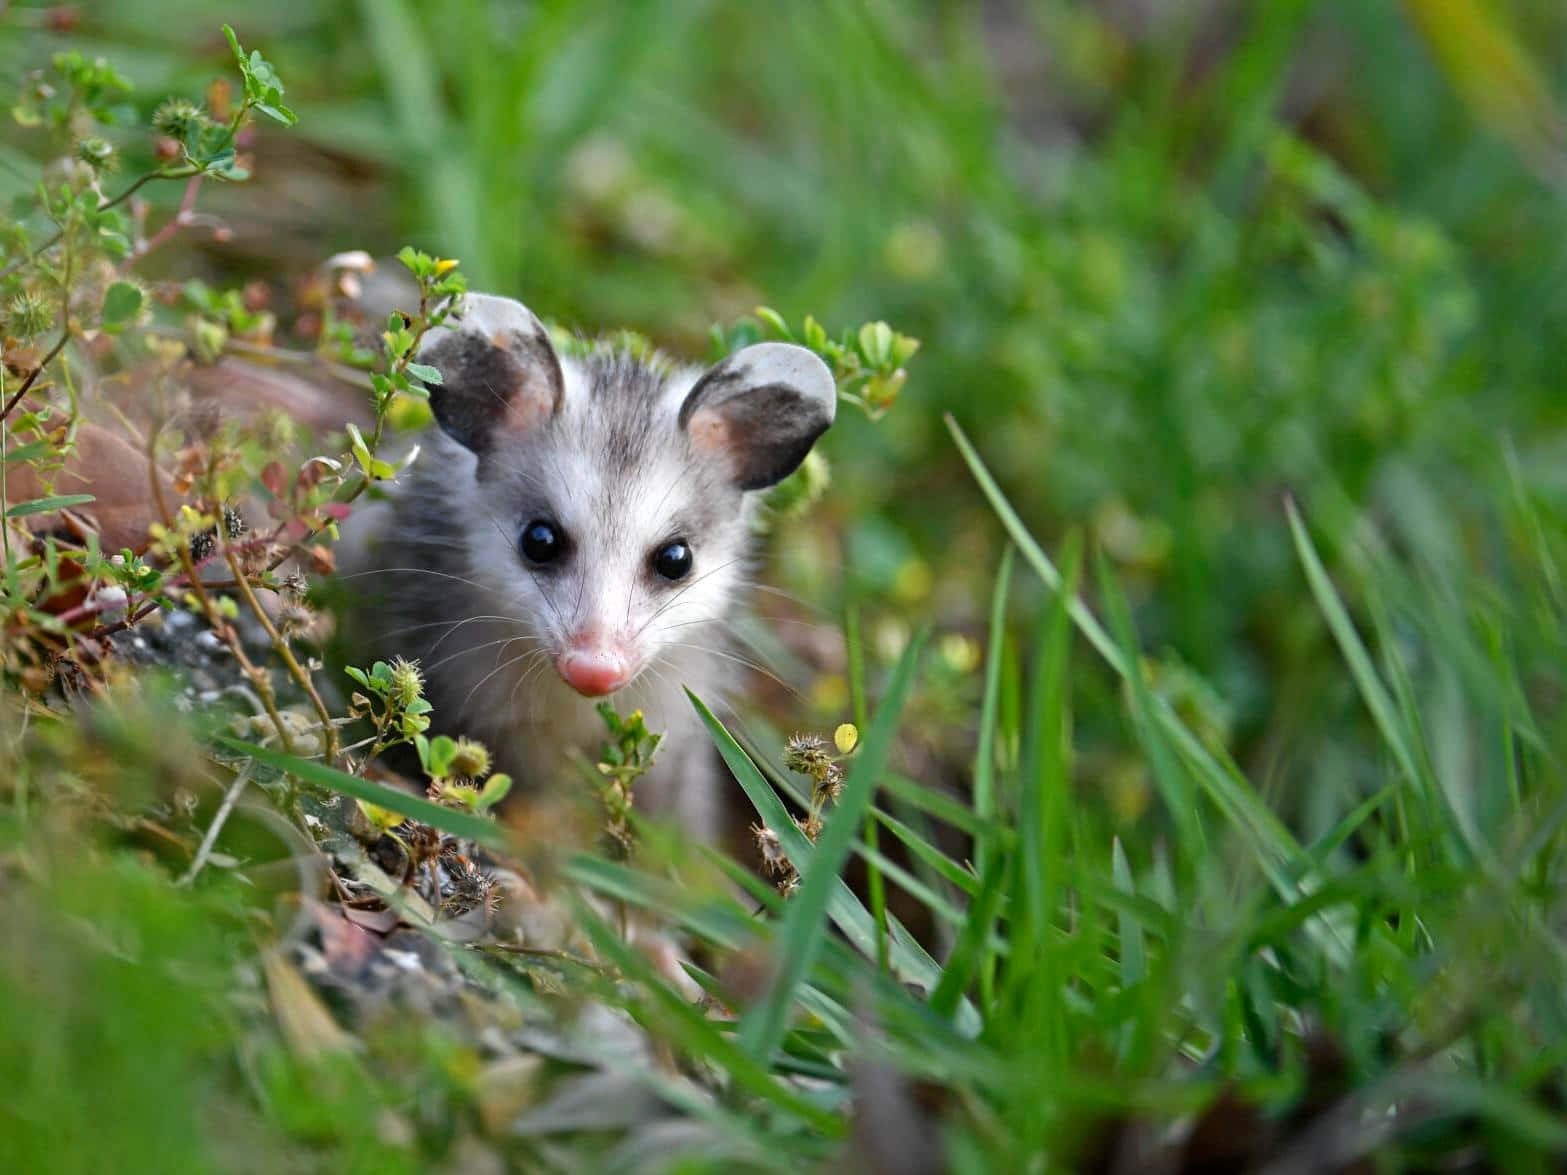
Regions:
[[338, 295, 835, 843]]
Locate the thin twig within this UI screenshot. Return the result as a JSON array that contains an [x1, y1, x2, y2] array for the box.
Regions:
[[176, 762, 254, 887], [58, 528, 286, 632], [0, 167, 199, 281], [121, 174, 204, 273], [218, 531, 341, 762], [0, 325, 69, 424]]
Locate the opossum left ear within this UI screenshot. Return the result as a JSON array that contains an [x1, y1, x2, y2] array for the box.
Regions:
[[415, 293, 565, 455], [679, 343, 836, 491]]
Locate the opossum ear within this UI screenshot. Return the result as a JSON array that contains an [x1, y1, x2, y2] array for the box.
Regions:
[[680, 343, 836, 491], [415, 293, 564, 454]]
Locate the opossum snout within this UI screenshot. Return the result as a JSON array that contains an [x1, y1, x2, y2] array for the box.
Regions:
[[556, 637, 633, 698]]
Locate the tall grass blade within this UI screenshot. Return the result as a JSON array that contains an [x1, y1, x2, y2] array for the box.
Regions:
[[928, 850, 1009, 1020], [1286, 501, 1425, 793], [687, 688, 974, 1033], [948, 415, 1306, 889], [1111, 838, 1146, 988], [973, 545, 1015, 887], [733, 629, 927, 1062], [220, 737, 506, 848], [1096, 546, 1202, 859]]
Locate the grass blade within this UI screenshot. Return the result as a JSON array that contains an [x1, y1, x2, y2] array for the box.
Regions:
[[1016, 532, 1079, 962], [6, 493, 95, 517], [688, 692, 970, 1032], [928, 850, 1009, 1019], [219, 737, 506, 848], [732, 628, 928, 1061], [972, 544, 1015, 886], [845, 601, 888, 972], [948, 415, 1307, 890], [1096, 546, 1203, 859], [1287, 499, 1424, 790], [1111, 838, 1146, 988]]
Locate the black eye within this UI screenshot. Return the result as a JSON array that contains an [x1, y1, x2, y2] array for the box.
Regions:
[[652, 540, 693, 581], [520, 519, 564, 565]]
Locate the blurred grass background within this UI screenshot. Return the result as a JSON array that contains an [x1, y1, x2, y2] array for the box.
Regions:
[[10, 2, 1561, 798], [6, 1, 1567, 1164], [135, 2, 1567, 825]]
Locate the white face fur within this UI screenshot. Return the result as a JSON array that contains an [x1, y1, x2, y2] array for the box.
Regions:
[[403, 293, 835, 718], [457, 365, 750, 701]]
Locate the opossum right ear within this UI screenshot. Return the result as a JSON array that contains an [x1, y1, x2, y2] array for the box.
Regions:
[[415, 293, 565, 455]]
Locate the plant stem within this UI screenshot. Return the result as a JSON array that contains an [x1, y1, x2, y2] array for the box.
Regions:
[[0, 327, 69, 425], [146, 417, 296, 754], [845, 603, 888, 972], [175, 762, 253, 887], [218, 519, 341, 763], [0, 166, 201, 281], [121, 174, 204, 273]]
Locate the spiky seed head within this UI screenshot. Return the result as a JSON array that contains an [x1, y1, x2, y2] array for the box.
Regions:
[[389, 657, 424, 708], [447, 737, 491, 779], [819, 761, 845, 804], [752, 822, 790, 877], [74, 136, 115, 172], [784, 732, 831, 780], [6, 291, 52, 339], [151, 98, 210, 145]]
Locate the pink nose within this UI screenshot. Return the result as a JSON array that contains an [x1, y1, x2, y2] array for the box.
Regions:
[[556, 648, 631, 697]]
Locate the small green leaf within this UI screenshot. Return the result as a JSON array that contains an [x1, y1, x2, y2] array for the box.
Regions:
[[478, 773, 513, 809], [6, 494, 95, 518], [345, 421, 372, 472], [2, 439, 56, 464], [396, 246, 426, 275], [255, 102, 295, 127], [405, 362, 443, 386], [101, 281, 142, 327], [754, 306, 793, 340], [858, 321, 894, 367], [802, 315, 829, 352], [221, 737, 506, 848], [426, 735, 457, 778]]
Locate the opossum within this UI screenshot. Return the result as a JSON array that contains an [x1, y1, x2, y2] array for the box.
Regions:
[[339, 293, 835, 843]]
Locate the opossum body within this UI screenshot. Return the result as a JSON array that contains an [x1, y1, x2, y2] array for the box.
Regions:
[[339, 294, 835, 843]]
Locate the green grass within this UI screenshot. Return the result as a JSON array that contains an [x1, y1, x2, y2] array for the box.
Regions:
[[4, 0, 1567, 1169]]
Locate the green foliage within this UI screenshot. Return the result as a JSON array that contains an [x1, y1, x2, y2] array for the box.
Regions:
[[728, 306, 920, 421], [592, 703, 662, 858], [5, 3, 1567, 1171], [222, 24, 296, 128]]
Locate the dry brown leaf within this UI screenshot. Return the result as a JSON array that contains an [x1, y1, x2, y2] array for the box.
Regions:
[[262, 948, 358, 1060], [8, 421, 175, 554]]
